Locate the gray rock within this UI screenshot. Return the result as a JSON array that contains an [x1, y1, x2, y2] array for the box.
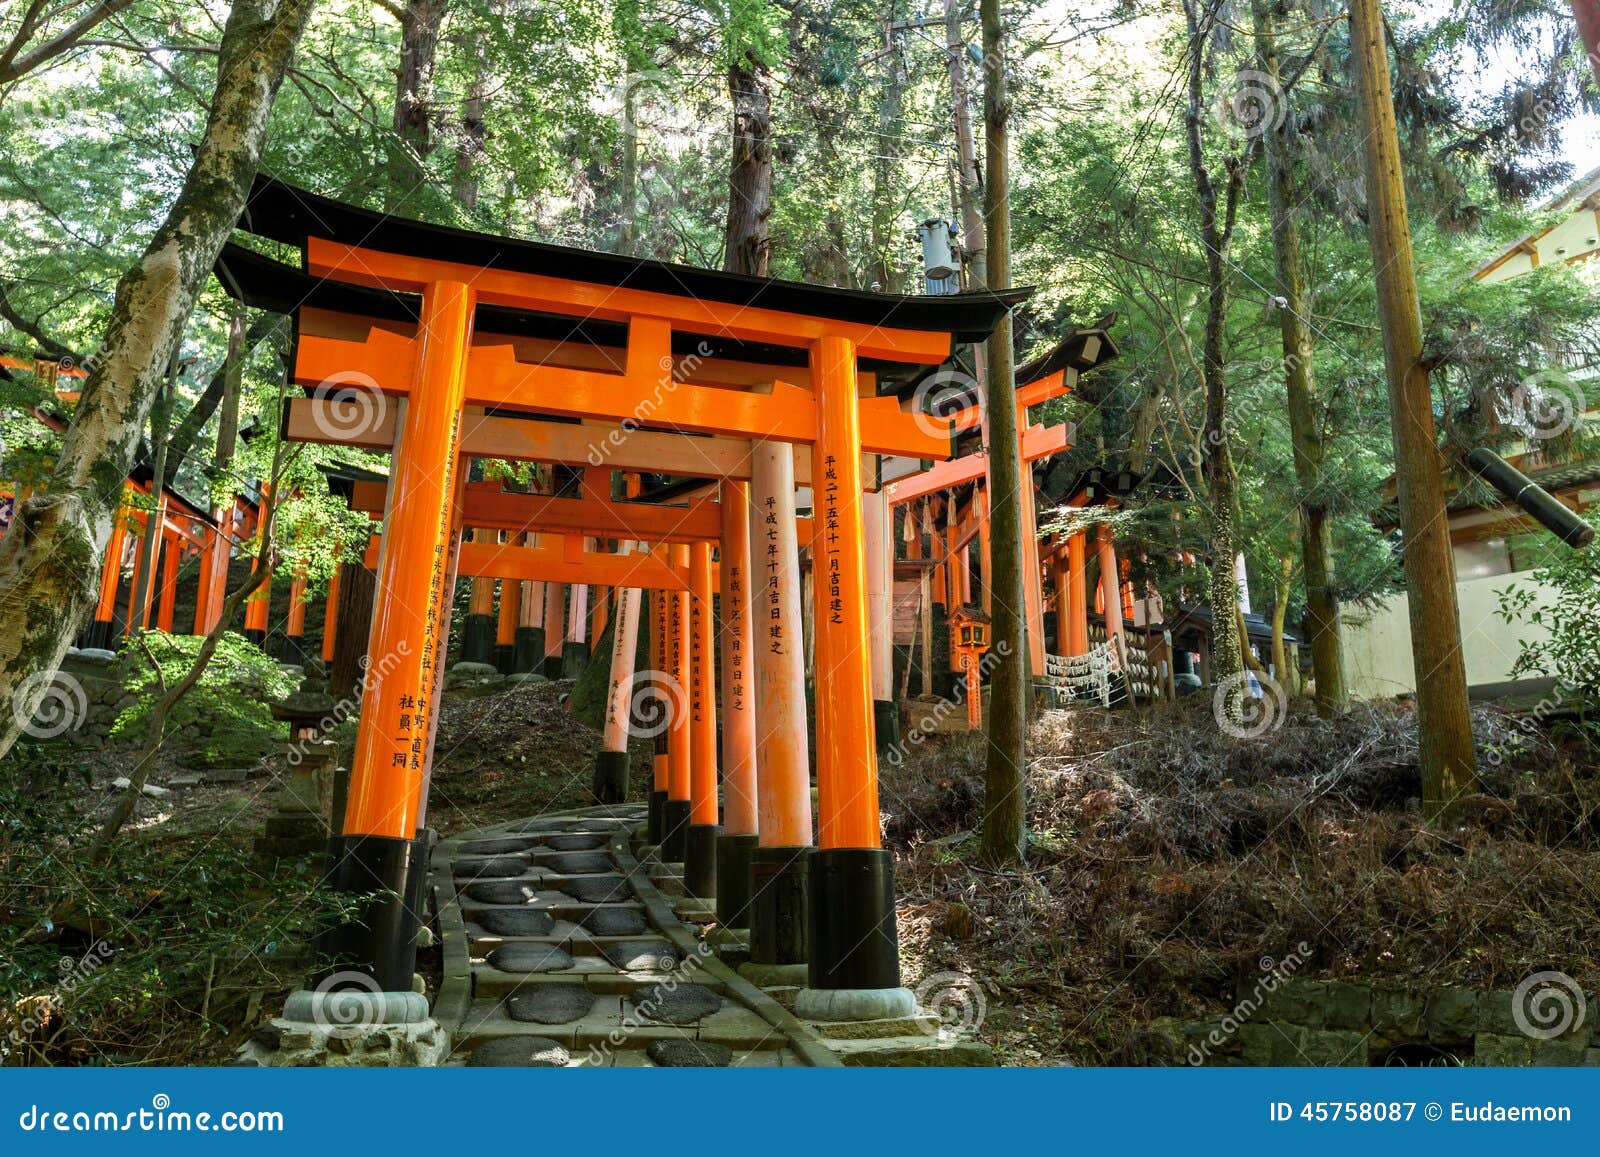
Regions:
[[646, 1039, 732, 1067], [543, 850, 612, 874], [564, 876, 630, 903], [487, 944, 573, 973], [459, 837, 539, 856], [631, 982, 721, 1024], [466, 1036, 569, 1067], [1426, 987, 1481, 1045], [454, 856, 529, 880], [465, 881, 541, 905], [580, 908, 648, 936], [506, 985, 595, 1025], [544, 833, 606, 851], [606, 940, 677, 971], [475, 908, 557, 937]]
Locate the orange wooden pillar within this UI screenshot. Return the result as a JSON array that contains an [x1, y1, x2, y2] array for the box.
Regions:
[[1067, 531, 1089, 656], [86, 508, 127, 650], [803, 333, 904, 1002], [285, 567, 308, 664], [155, 532, 180, 634], [493, 564, 521, 674], [321, 559, 342, 664], [748, 441, 815, 971], [330, 279, 473, 990], [716, 480, 759, 926], [977, 484, 992, 614], [242, 554, 270, 644], [660, 543, 693, 861], [459, 528, 497, 666], [1019, 460, 1046, 677], [542, 581, 564, 673], [684, 539, 720, 897], [1098, 522, 1123, 647], [196, 504, 232, 635], [1053, 560, 1071, 657], [646, 582, 671, 843], [594, 543, 641, 804], [864, 483, 898, 753]]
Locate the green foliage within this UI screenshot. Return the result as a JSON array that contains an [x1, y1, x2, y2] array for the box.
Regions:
[[1497, 521, 1600, 734], [108, 631, 295, 767]]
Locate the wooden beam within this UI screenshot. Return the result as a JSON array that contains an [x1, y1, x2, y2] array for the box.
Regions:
[[884, 423, 1068, 505]]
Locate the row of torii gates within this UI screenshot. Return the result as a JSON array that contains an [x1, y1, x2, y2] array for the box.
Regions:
[[199, 179, 1120, 1008]]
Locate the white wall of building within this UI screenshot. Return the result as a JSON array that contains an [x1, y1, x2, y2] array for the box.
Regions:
[[1342, 570, 1560, 698]]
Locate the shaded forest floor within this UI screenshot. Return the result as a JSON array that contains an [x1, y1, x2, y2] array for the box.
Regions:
[[5, 672, 1595, 1067]]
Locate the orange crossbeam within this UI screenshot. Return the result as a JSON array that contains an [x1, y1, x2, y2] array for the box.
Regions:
[[348, 480, 721, 543], [884, 423, 1068, 506], [305, 239, 953, 364]]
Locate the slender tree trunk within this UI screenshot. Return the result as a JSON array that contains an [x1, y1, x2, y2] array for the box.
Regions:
[[978, 0, 1026, 867], [945, 0, 985, 287], [1255, 0, 1347, 715], [0, 0, 315, 763], [391, 0, 447, 196], [1181, 0, 1247, 704], [453, 20, 487, 210], [1348, 0, 1478, 819], [723, 55, 772, 276], [618, 70, 639, 256], [868, 21, 904, 292], [163, 312, 280, 481]]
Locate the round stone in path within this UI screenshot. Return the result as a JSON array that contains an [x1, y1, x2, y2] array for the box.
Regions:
[[545, 833, 606, 851], [487, 944, 573, 973], [454, 856, 529, 880], [645, 1039, 733, 1067], [475, 908, 556, 937], [563, 876, 630, 903], [467, 1036, 570, 1067], [509, 818, 578, 833], [579, 907, 647, 936], [632, 982, 722, 1024], [506, 985, 595, 1025], [606, 939, 677, 971], [544, 851, 612, 874], [465, 881, 541, 905], [459, 837, 537, 855]]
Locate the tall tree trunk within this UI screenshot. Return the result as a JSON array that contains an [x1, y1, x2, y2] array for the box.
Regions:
[[618, 70, 639, 255], [945, 0, 985, 287], [453, 21, 487, 210], [163, 312, 280, 482], [1255, 0, 1347, 715], [1348, 0, 1478, 819], [868, 21, 904, 292], [0, 0, 315, 762], [391, 0, 447, 196], [978, 0, 1026, 867], [1181, 0, 1247, 706], [723, 55, 772, 276]]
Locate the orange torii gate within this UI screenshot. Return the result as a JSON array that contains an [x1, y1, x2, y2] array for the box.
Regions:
[[225, 177, 1021, 1008], [882, 325, 1118, 710]]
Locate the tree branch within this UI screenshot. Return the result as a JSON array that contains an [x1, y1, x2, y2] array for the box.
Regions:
[[0, 0, 136, 85]]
